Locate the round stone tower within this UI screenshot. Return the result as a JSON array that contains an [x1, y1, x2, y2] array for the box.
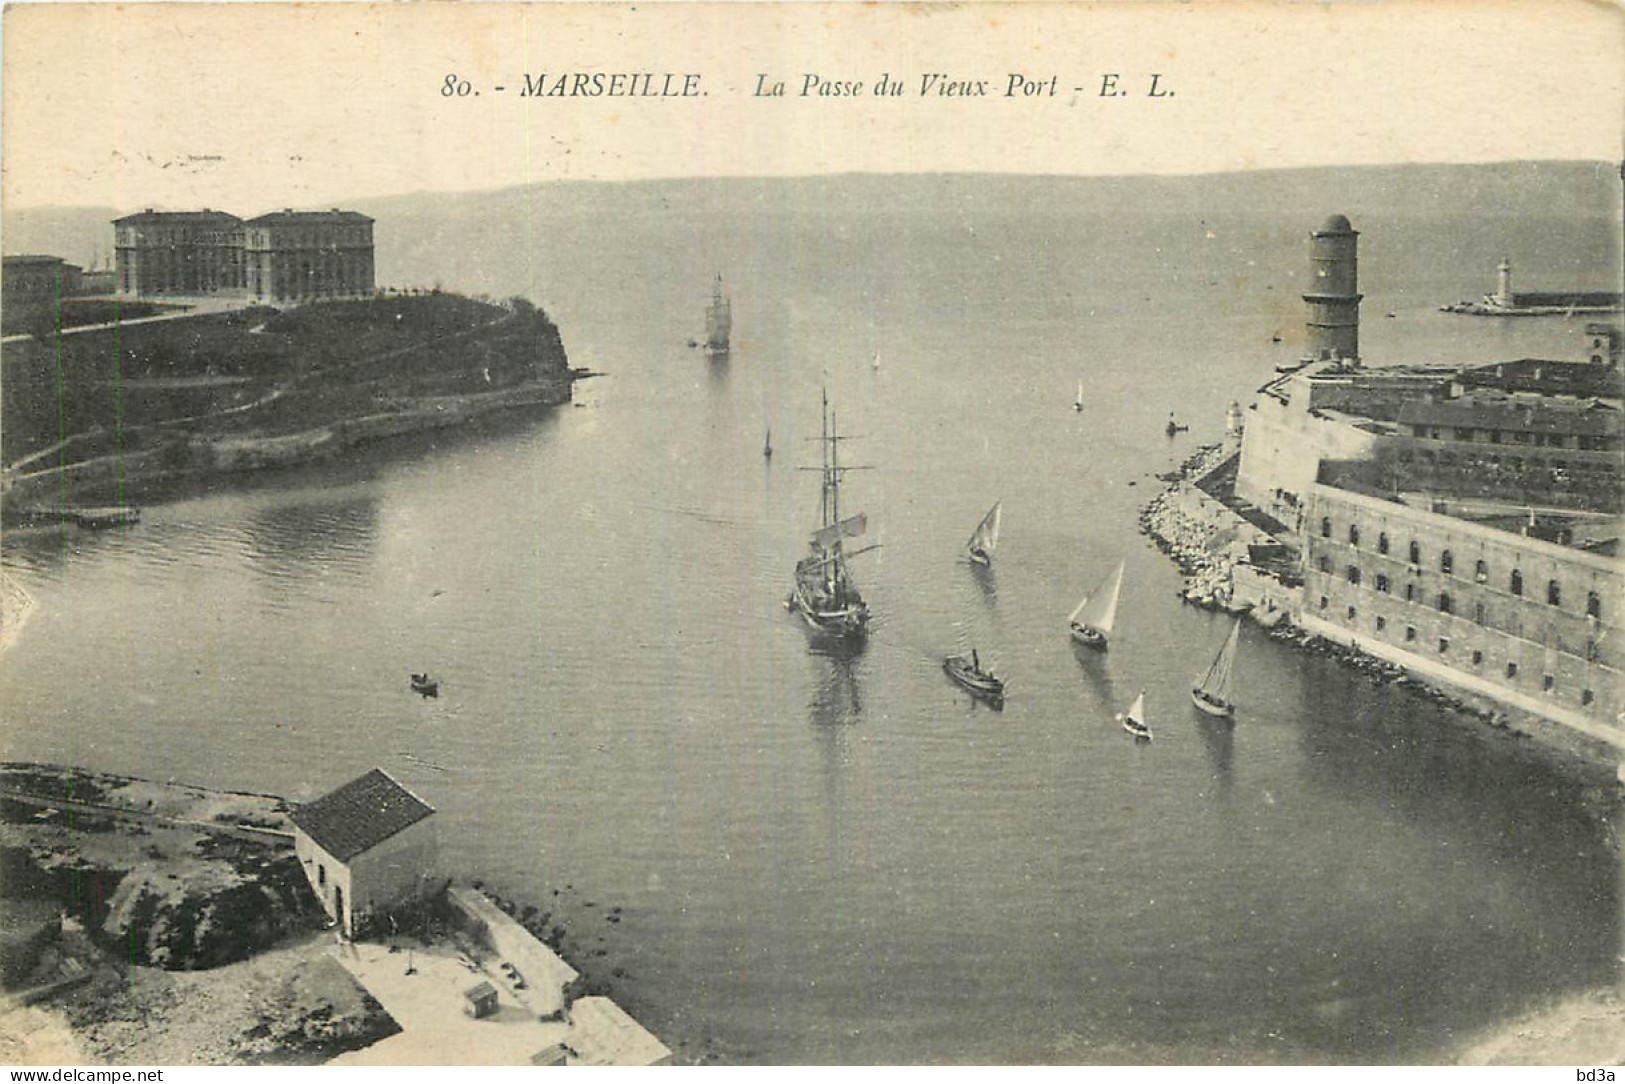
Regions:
[[1302, 213, 1362, 365]]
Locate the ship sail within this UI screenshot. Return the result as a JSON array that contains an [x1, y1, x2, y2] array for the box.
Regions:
[[1191, 618, 1241, 717], [1119, 689, 1151, 739], [1074, 381, 1084, 411], [966, 500, 1002, 565], [1068, 559, 1125, 646], [812, 512, 868, 549], [705, 273, 732, 353]]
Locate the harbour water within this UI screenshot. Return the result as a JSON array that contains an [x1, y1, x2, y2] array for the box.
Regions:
[[2, 176, 1620, 1062]]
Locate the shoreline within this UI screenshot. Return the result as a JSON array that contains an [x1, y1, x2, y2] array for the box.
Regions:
[[1138, 442, 1625, 793], [0, 762, 675, 1065], [1, 375, 576, 514], [0, 571, 36, 660]]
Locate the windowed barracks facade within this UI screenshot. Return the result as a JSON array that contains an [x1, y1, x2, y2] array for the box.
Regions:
[[1302, 482, 1623, 749], [113, 208, 373, 301]]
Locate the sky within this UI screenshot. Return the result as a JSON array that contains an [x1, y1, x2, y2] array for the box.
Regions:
[[2, 0, 1623, 212]]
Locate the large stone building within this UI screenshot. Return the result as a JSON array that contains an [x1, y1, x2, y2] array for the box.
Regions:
[[113, 207, 374, 301], [289, 767, 437, 938], [1224, 212, 1624, 761], [1234, 213, 1624, 530], [113, 210, 245, 296], [1300, 483, 1622, 752], [242, 210, 376, 303]]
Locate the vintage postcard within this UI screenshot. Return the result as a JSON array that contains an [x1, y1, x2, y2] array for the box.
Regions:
[[1, 0, 1622, 1068]]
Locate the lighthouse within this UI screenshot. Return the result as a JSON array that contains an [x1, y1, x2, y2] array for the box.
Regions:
[[1494, 257, 1514, 307], [1302, 213, 1362, 366]]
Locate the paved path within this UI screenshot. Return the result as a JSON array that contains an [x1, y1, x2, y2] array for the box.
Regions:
[[327, 938, 569, 1066]]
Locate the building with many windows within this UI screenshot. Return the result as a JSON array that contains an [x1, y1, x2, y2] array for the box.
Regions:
[[113, 210, 245, 296], [242, 210, 375, 302], [113, 207, 373, 301], [1300, 482, 1622, 752]]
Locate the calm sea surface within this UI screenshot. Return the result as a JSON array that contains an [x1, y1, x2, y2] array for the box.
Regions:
[[2, 193, 1620, 1063]]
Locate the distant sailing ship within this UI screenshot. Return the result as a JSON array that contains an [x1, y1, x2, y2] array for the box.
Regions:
[[763, 427, 773, 459], [787, 390, 875, 641], [704, 273, 732, 356], [1117, 689, 1152, 741], [1190, 618, 1241, 718], [1067, 559, 1124, 649], [966, 500, 1002, 566], [1074, 381, 1084, 412]]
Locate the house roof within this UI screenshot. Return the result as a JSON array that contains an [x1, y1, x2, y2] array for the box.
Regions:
[[1458, 358, 1623, 400], [112, 210, 243, 226], [288, 768, 434, 862], [3, 254, 69, 266], [1398, 395, 1622, 438], [242, 209, 373, 227]]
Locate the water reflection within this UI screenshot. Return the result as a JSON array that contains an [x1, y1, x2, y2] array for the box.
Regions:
[[807, 646, 863, 729], [243, 493, 379, 581], [1195, 715, 1234, 790], [967, 561, 998, 607]]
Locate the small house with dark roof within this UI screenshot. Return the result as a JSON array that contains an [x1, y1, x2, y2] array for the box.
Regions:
[[289, 768, 437, 938]]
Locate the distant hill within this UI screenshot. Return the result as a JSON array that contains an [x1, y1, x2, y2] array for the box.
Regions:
[[7, 161, 1618, 283], [357, 160, 1623, 223]]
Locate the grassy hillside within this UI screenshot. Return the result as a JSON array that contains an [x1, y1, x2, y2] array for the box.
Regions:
[[1, 293, 571, 477]]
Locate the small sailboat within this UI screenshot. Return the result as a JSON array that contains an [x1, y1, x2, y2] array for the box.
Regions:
[[871, 350, 882, 372], [764, 427, 773, 459], [1073, 381, 1084, 412], [966, 500, 1002, 566], [409, 672, 439, 698], [1165, 412, 1189, 436], [1117, 690, 1152, 741], [1191, 618, 1241, 718], [1068, 559, 1124, 649], [943, 648, 1005, 708]]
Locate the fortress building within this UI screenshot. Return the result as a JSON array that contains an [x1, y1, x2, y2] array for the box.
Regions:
[[1302, 214, 1362, 365], [114, 208, 373, 302], [1222, 212, 1624, 761]]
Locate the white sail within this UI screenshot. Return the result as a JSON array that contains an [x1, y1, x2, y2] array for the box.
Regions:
[[1075, 381, 1084, 409], [872, 350, 882, 371], [1070, 559, 1124, 635], [967, 500, 1002, 558], [812, 512, 867, 548], [1194, 619, 1241, 704], [1125, 691, 1146, 728]]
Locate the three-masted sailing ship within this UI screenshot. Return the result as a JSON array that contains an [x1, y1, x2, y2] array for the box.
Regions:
[[1067, 559, 1125, 649], [787, 390, 874, 640], [1190, 618, 1241, 718], [704, 273, 732, 356], [966, 500, 1002, 566]]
